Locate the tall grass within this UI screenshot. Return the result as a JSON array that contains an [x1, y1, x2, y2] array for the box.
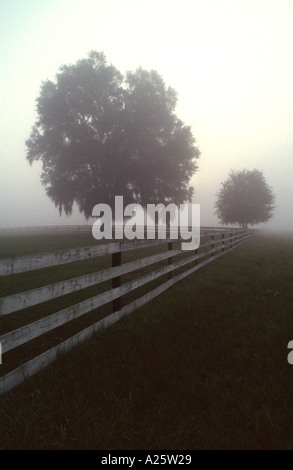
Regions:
[[0, 231, 293, 449]]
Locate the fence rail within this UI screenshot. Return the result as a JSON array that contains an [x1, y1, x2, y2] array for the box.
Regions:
[[0, 224, 238, 235], [0, 227, 254, 395], [0, 225, 93, 234]]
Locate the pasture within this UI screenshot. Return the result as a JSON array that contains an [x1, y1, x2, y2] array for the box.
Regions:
[[0, 230, 293, 449]]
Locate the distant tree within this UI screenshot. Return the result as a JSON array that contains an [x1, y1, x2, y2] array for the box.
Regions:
[[26, 51, 200, 219], [215, 169, 275, 228]]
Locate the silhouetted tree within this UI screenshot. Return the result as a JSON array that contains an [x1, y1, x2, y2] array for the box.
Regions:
[[26, 51, 200, 218], [215, 169, 275, 228]]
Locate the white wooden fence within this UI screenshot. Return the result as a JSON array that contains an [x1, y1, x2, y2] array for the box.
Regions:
[[0, 227, 254, 395]]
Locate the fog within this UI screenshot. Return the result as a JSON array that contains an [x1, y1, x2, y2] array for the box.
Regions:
[[1, 0, 293, 231]]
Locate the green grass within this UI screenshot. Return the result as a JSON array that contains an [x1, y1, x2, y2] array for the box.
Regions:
[[1, 230, 293, 449], [0, 231, 98, 257]]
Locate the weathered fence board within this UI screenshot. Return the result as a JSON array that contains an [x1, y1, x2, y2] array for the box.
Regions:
[[0, 248, 182, 316], [0, 238, 175, 276]]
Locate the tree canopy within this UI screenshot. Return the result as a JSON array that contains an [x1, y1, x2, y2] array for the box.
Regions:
[[26, 51, 200, 219], [215, 169, 275, 228]]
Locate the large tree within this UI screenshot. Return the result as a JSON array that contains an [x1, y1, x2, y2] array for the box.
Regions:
[[215, 169, 275, 228], [26, 51, 200, 218]]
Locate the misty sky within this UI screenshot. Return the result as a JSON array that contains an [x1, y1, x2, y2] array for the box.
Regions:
[[1, 0, 293, 230]]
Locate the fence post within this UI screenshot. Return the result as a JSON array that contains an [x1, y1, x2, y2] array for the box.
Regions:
[[222, 232, 225, 252], [195, 248, 198, 267], [112, 251, 122, 312], [168, 242, 173, 280], [230, 231, 233, 249], [212, 233, 215, 257]]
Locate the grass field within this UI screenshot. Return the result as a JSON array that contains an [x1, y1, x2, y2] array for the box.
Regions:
[[0, 230, 293, 449]]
